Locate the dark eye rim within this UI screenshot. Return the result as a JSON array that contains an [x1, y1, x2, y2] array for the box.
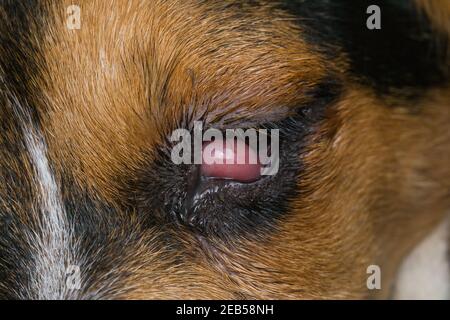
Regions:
[[171, 107, 331, 237]]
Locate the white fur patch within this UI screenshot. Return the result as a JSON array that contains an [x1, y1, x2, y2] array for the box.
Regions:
[[393, 217, 449, 300], [24, 127, 78, 299]]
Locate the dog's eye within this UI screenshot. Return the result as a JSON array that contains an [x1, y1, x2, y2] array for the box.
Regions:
[[134, 82, 340, 239], [201, 139, 262, 183]]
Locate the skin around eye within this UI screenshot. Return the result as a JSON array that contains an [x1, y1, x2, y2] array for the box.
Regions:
[[201, 138, 262, 183]]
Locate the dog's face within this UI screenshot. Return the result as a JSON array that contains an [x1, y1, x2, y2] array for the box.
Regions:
[[0, 0, 449, 299]]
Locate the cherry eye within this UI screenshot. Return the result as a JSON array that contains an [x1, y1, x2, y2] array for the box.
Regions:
[[201, 138, 262, 183]]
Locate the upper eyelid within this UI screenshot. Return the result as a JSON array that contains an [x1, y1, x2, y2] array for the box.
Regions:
[[191, 110, 302, 132], [175, 79, 340, 133]]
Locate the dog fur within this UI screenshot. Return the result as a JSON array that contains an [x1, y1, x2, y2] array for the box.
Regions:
[[0, 0, 449, 299]]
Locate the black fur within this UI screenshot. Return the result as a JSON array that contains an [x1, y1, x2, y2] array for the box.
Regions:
[[0, 0, 47, 299], [279, 0, 449, 95]]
